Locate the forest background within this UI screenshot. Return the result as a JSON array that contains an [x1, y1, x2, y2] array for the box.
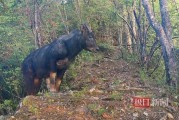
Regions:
[[0, 0, 179, 115]]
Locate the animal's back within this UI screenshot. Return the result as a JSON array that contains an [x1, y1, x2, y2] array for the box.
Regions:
[[22, 29, 81, 78], [22, 35, 68, 78]]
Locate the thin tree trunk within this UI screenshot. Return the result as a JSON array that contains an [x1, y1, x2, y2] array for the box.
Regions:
[[119, 22, 123, 47], [57, 3, 69, 34], [160, 0, 172, 41], [34, 0, 38, 48], [125, 20, 133, 54], [142, 0, 177, 85], [113, 0, 123, 47], [34, 0, 42, 48], [134, 0, 146, 64], [132, 0, 137, 53], [76, 0, 82, 24], [62, 3, 69, 34], [152, 0, 155, 16]]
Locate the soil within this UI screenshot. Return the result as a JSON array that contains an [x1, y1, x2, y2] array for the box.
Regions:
[[8, 46, 179, 120]]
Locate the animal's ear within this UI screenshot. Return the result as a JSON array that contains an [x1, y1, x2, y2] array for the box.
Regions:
[[80, 23, 92, 33], [85, 23, 92, 32], [80, 24, 87, 33]]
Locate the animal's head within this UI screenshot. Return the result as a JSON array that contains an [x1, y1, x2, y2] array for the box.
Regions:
[[81, 23, 99, 52]]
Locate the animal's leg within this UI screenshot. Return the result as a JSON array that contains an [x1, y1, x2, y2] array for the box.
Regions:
[[25, 79, 35, 95], [55, 77, 61, 92], [33, 78, 41, 94], [49, 72, 57, 92], [34, 78, 40, 87], [55, 69, 67, 92], [46, 77, 50, 90], [24, 73, 37, 95]]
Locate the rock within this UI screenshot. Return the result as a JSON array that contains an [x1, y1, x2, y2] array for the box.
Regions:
[[120, 109, 125, 113], [167, 113, 174, 120], [89, 96, 99, 100], [89, 87, 104, 95], [174, 96, 178, 99], [89, 87, 96, 93], [10, 116, 15, 119], [143, 111, 148, 116], [133, 112, 139, 118], [67, 90, 74, 95]]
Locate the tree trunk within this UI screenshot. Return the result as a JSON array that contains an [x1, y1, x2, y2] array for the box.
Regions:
[[124, 11, 132, 54], [76, 0, 82, 24], [134, 0, 147, 64], [142, 0, 177, 85], [132, 0, 137, 53], [34, 0, 42, 48], [160, 0, 172, 41]]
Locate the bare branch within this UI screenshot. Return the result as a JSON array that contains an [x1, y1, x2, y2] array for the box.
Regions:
[[115, 12, 137, 42]]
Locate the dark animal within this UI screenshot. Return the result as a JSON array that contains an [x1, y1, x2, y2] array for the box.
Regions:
[[22, 24, 99, 95]]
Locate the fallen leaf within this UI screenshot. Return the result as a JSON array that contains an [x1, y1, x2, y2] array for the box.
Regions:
[[102, 113, 113, 119]]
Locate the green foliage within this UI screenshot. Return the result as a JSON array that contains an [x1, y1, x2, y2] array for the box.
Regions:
[[88, 103, 106, 116], [117, 48, 138, 62], [72, 87, 88, 98], [110, 92, 123, 101], [88, 103, 98, 111], [28, 105, 39, 115], [23, 97, 39, 115], [0, 0, 179, 115], [139, 69, 148, 81], [98, 42, 115, 51], [0, 0, 33, 115], [63, 50, 102, 90], [97, 108, 106, 116], [139, 62, 166, 86], [0, 100, 16, 114]]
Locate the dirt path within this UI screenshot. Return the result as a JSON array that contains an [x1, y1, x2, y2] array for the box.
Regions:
[[8, 47, 179, 120]]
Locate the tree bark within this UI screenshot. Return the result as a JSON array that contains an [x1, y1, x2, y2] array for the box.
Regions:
[[160, 0, 172, 41], [142, 0, 177, 85], [132, 0, 137, 53], [76, 0, 82, 24], [34, 0, 42, 48], [134, 0, 147, 64]]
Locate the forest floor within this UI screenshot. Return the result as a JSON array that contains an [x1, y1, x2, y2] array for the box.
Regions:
[[8, 45, 179, 120]]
